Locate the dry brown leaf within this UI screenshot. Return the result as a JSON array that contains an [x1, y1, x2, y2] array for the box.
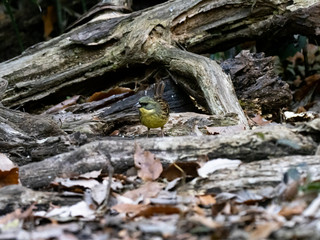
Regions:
[[133, 205, 180, 219], [248, 222, 280, 240], [294, 74, 320, 101], [134, 144, 163, 181], [123, 182, 164, 202], [161, 162, 200, 181], [189, 214, 222, 229], [279, 203, 306, 219], [42, 5, 56, 39], [111, 203, 146, 215], [112, 204, 180, 219], [197, 195, 216, 206], [87, 87, 133, 102], [0, 153, 19, 188], [211, 202, 226, 216]]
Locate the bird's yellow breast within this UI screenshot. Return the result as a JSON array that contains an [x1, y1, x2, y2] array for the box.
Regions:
[[139, 108, 168, 128]]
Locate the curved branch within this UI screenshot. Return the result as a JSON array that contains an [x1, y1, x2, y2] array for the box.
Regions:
[[145, 41, 248, 125]]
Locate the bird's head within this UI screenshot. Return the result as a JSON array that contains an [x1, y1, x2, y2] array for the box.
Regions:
[[137, 96, 159, 111]]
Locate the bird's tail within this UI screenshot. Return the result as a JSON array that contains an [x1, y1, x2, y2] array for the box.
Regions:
[[154, 81, 165, 99]]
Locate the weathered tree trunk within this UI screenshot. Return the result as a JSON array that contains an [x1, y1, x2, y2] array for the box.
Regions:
[[2, 0, 319, 126], [0, 0, 319, 185], [19, 124, 317, 189]]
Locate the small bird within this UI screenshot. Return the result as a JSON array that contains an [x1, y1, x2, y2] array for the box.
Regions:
[[137, 83, 169, 137]]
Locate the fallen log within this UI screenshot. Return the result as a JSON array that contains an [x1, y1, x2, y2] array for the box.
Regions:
[[1, 0, 319, 126], [20, 125, 317, 189]]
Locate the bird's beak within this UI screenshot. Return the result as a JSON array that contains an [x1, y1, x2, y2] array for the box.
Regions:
[[134, 102, 141, 108]]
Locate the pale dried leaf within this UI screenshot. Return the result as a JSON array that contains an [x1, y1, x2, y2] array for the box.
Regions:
[[91, 182, 107, 205], [134, 144, 163, 181], [197, 158, 242, 178], [123, 182, 164, 202]]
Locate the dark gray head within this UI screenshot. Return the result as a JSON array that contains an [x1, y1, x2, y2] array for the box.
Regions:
[[138, 96, 158, 110]]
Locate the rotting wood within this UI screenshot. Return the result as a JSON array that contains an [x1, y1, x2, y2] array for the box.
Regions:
[[0, 1, 319, 125], [195, 155, 320, 193], [19, 125, 317, 189]]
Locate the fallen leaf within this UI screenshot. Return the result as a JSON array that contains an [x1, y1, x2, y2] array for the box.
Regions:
[[211, 202, 227, 216], [248, 222, 280, 240], [161, 162, 200, 181], [197, 159, 242, 178], [279, 202, 306, 219], [91, 181, 108, 205], [0, 153, 19, 188], [42, 5, 56, 39], [78, 170, 102, 179], [197, 195, 216, 206], [110, 130, 120, 136], [112, 203, 146, 215], [123, 182, 164, 202], [45, 201, 95, 220], [303, 194, 320, 217], [133, 205, 180, 219], [134, 144, 163, 181], [87, 87, 133, 102], [189, 214, 222, 229], [294, 74, 320, 102]]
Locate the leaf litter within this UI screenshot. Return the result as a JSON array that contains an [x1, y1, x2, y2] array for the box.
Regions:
[[1, 145, 320, 239]]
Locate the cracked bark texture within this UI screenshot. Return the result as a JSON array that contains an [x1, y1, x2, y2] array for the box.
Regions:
[[1, 0, 319, 125]]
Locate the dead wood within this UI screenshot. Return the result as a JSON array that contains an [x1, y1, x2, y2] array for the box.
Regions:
[[19, 125, 317, 189], [0, 185, 63, 214], [1, 0, 319, 126], [221, 50, 292, 117], [1, 1, 320, 238], [0, 106, 64, 138], [196, 155, 320, 193]]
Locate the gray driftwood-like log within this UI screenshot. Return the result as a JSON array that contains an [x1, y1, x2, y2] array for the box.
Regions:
[[19, 125, 317, 189], [196, 155, 320, 194], [1, 0, 320, 125]]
